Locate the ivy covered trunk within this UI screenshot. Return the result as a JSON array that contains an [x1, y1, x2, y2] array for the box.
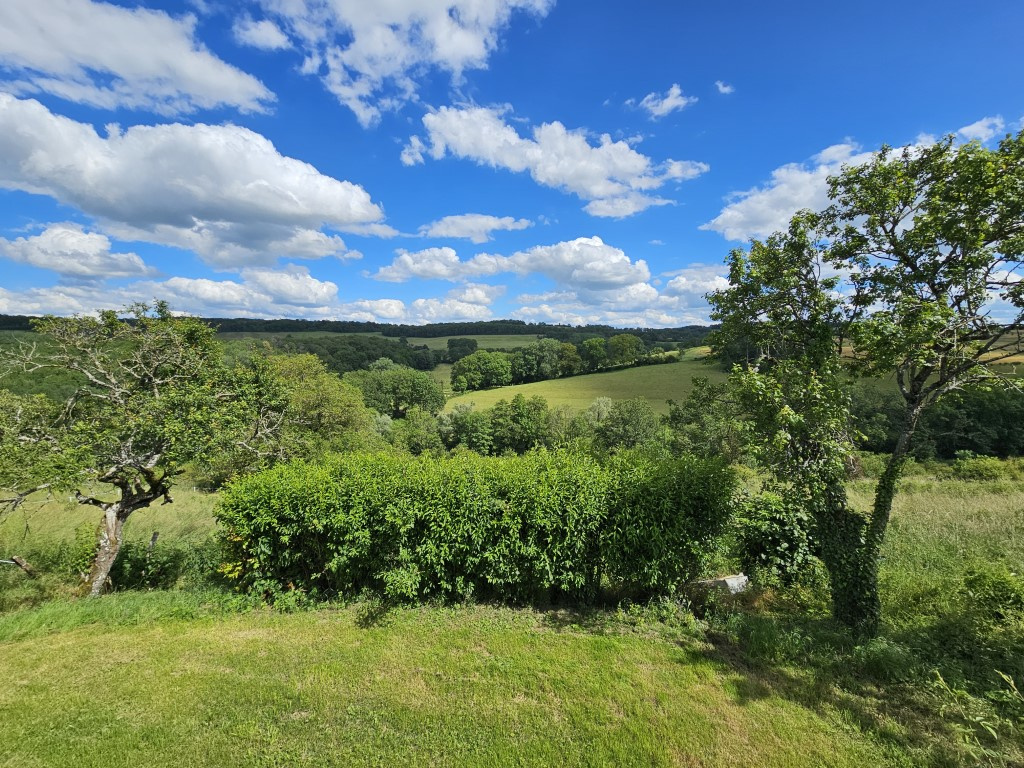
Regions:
[[816, 404, 923, 639]]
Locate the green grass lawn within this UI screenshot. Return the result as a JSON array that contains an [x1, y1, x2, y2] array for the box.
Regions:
[[2, 468, 1023, 765], [446, 357, 725, 414], [0, 599, 894, 768]]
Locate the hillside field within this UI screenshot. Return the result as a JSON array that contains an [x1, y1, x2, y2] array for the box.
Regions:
[[445, 355, 724, 414]]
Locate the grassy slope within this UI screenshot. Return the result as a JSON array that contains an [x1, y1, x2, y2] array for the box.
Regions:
[[0, 601, 890, 768], [445, 354, 724, 415], [1, 474, 1022, 764]]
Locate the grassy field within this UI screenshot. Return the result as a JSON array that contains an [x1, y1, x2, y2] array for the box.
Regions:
[[2, 467, 1022, 765], [0, 599, 899, 768], [446, 356, 725, 414], [405, 334, 550, 351]]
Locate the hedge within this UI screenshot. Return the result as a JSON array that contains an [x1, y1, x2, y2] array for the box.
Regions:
[[217, 449, 735, 603]]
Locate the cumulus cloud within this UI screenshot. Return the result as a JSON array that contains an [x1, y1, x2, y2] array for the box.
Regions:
[[506, 237, 650, 291], [702, 143, 873, 241], [446, 282, 506, 304], [372, 247, 502, 282], [714, 80, 734, 94], [0, 94, 386, 268], [407, 298, 492, 322], [0, 223, 156, 280], [233, 17, 291, 51], [957, 116, 1005, 143], [419, 213, 532, 243], [0, 0, 273, 115], [253, 0, 553, 126], [632, 84, 697, 119], [403, 105, 708, 217], [0, 268, 336, 319], [239, 265, 338, 306], [663, 265, 730, 298], [372, 236, 651, 295]]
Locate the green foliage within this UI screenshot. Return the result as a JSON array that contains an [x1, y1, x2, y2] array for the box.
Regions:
[[217, 449, 736, 605], [959, 564, 1024, 629], [389, 406, 444, 455], [579, 337, 607, 371], [489, 394, 552, 454], [270, 332, 436, 372], [850, 637, 920, 683], [450, 349, 513, 391], [736, 491, 816, 587], [345, 360, 445, 419], [664, 377, 744, 460], [602, 451, 736, 597], [445, 337, 477, 362], [606, 333, 645, 366], [593, 397, 661, 452], [953, 454, 1010, 482], [437, 403, 493, 454]]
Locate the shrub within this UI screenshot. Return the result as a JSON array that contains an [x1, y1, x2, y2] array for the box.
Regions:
[[958, 563, 1024, 628], [217, 449, 736, 605], [602, 450, 736, 597], [952, 455, 1010, 482], [735, 490, 816, 587]]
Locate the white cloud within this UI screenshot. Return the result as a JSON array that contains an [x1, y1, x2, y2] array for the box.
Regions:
[[404, 105, 708, 217], [446, 282, 506, 304], [0, 0, 273, 115], [506, 237, 651, 290], [233, 17, 291, 51], [0, 223, 155, 280], [0, 94, 386, 268], [957, 116, 1005, 143], [702, 143, 873, 241], [372, 236, 651, 295], [400, 135, 427, 165], [0, 262, 347, 319], [255, 0, 553, 126], [419, 213, 532, 243], [373, 247, 503, 282], [239, 265, 338, 306], [408, 298, 492, 322], [715, 80, 734, 95], [663, 265, 730, 298], [633, 84, 697, 119]]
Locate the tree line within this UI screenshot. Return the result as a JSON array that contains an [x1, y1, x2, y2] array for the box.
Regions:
[[449, 333, 676, 392]]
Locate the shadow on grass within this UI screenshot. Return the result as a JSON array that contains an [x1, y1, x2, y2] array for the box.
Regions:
[[538, 593, 1024, 767]]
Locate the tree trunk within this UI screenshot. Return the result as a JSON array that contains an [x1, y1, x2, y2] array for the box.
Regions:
[[819, 402, 924, 639], [813, 480, 881, 639], [87, 505, 128, 597], [868, 402, 923, 550]]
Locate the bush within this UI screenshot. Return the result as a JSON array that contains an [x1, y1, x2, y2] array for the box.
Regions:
[[603, 450, 736, 596], [952, 455, 1011, 482], [217, 449, 737, 605], [735, 490, 815, 587], [959, 563, 1024, 628]]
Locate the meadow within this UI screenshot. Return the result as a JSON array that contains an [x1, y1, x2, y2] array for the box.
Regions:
[[1, 466, 1022, 766], [445, 353, 724, 414]]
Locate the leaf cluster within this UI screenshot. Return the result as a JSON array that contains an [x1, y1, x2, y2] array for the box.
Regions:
[[216, 449, 736, 604]]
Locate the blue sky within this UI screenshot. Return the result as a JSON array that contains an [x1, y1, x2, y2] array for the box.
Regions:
[[0, 0, 1020, 326]]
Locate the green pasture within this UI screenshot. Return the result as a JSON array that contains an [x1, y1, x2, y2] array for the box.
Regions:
[[1, 467, 1023, 765], [445, 357, 725, 414], [0, 601, 894, 768]]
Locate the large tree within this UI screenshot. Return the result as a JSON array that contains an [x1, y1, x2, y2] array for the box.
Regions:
[[0, 302, 255, 596], [711, 131, 1024, 636]]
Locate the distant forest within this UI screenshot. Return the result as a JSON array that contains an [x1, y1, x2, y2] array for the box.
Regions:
[[0, 314, 715, 346]]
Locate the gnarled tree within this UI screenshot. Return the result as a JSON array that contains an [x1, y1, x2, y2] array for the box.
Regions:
[[1, 302, 241, 595]]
